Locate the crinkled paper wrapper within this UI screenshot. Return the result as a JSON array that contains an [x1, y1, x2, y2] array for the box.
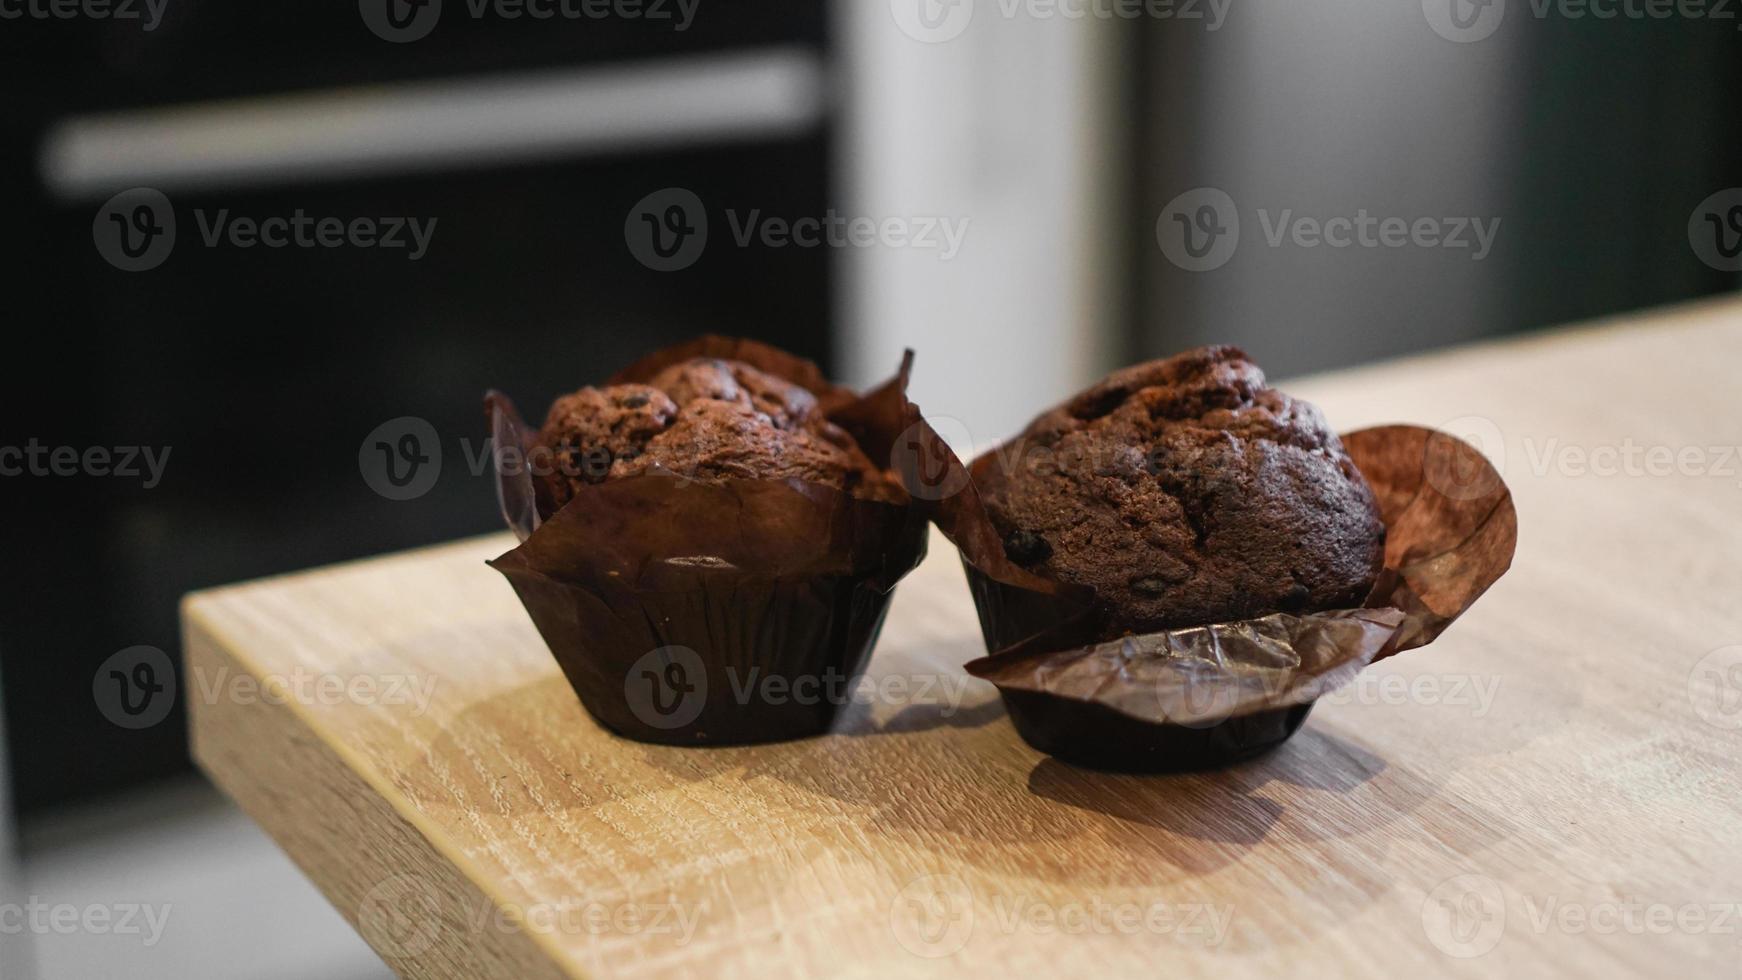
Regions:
[[486, 338, 943, 746], [942, 424, 1518, 770]]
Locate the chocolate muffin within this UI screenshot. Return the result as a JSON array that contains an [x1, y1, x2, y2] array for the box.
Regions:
[[533, 357, 901, 512], [488, 338, 938, 746], [981, 345, 1384, 632]]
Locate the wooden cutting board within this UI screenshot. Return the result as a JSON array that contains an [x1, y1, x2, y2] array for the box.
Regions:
[[185, 296, 1742, 979]]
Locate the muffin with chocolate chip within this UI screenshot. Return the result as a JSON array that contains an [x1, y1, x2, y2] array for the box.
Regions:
[[980, 345, 1384, 634], [488, 338, 940, 746], [532, 357, 903, 513]]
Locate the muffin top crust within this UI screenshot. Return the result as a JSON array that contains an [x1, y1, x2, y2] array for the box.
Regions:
[[533, 357, 901, 511], [981, 345, 1384, 631]]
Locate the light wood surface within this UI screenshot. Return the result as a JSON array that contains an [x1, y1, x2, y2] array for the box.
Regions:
[[186, 296, 1742, 979]]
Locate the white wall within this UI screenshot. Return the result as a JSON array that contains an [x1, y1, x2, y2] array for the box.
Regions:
[[1143, 0, 1528, 376], [837, 0, 1126, 453]]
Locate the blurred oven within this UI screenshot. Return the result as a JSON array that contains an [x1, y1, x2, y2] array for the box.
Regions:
[[1, 1, 835, 812]]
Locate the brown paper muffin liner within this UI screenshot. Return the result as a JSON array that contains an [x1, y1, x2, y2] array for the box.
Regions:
[[941, 424, 1518, 771], [485, 338, 942, 746]]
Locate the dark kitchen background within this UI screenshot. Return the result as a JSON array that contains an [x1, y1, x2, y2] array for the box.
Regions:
[[1, 1, 1738, 977]]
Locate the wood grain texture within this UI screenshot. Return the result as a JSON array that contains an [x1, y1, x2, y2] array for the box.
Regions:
[[186, 296, 1742, 979]]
